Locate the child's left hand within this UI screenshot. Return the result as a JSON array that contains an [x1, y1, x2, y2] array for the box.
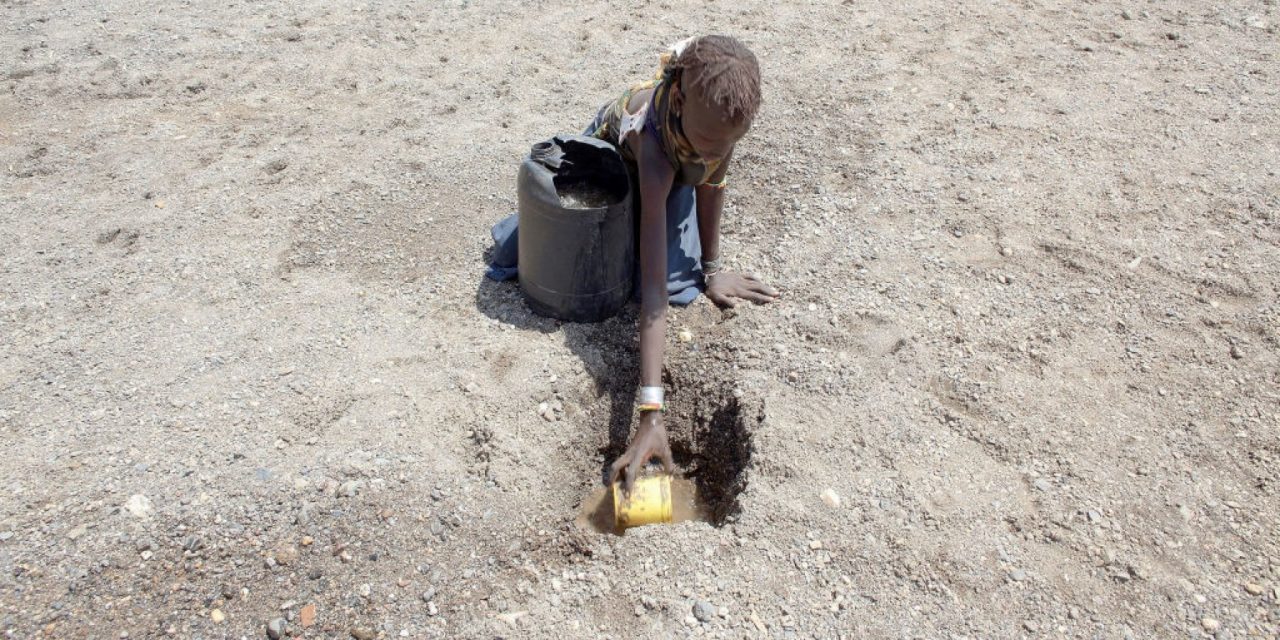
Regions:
[[705, 271, 778, 308]]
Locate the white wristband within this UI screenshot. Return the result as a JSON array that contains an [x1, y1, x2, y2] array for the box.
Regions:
[[638, 386, 664, 406]]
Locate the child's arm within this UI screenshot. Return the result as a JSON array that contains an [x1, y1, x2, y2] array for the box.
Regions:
[[608, 134, 677, 490], [696, 152, 780, 307]]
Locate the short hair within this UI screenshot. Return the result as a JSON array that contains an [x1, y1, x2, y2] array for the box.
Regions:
[[670, 35, 762, 124]]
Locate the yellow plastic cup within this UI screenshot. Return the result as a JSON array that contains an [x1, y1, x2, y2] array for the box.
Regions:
[[612, 474, 673, 529]]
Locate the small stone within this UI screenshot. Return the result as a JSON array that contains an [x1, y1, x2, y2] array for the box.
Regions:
[[786, 371, 799, 383], [273, 545, 299, 566], [350, 627, 375, 640], [124, 494, 154, 518], [677, 328, 693, 343], [692, 600, 716, 623], [1120, 8, 1133, 19], [427, 602, 438, 616], [1001, 246, 1013, 257], [339, 480, 362, 498], [808, 540, 824, 551], [66, 524, 88, 540], [301, 535, 314, 546], [210, 609, 226, 623], [1200, 617, 1219, 632], [299, 604, 316, 627], [634, 605, 644, 617], [267, 618, 287, 640], [820, 488, 842, 508], [1008, 569, 1028, 582], [1245, 582, 1264, 596], [1086, 509, 1102, 523], [0, 531, 13, 541], [1033, 479, 1051, 492], [1024, 620, 1039, 632], [496, 611, 528, 627], [420, 588, 436, 603], [1230, 344, 1244, 360], [1178, 504, 1194, 521]]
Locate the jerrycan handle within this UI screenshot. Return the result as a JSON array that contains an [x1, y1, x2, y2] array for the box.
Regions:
[[530, 139, 566, 170]]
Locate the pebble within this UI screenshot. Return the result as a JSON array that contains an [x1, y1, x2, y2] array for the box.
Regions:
[[1008, 569, 1028, 582], [1033, 479, 1051, 492], [66, 524, 88, 540], [125, 494, 154, 518], [0, 531, 13, 541], [677, 328, 693, 343], [300, 604, 316, 627], [210, 609, 226, 623], [1245, 583, 1264, 596], [1230, 344, 1244, 360], [1120, 8, 1133, 19], [693, 600, 716, 623], [1024, 620, 1039, 632], [1201, 617, 1219, 633], [420, 588, 436, 603], [820, 488, 842, 508], [273, 545, 299, 566], [339, 480, 362, 498], [350, 627, 375, 640], [267, 618, 287, 640]]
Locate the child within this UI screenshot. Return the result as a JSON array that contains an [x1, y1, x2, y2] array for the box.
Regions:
[[594, 35, 778, 490], [489, 35, 779, 489]]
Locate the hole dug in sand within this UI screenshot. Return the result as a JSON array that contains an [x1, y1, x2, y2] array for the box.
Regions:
[[578, 380, 759, 534]]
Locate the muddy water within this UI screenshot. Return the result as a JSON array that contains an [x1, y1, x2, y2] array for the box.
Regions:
[[575, 476, 706, 535]]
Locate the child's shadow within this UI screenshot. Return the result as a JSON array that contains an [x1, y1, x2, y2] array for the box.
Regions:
[[473, 276, 637, 484]]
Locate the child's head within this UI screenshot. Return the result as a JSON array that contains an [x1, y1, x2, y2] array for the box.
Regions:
[[669, 35, 761, 161]]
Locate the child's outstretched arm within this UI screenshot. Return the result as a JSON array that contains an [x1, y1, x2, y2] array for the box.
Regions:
[[696, 153, 779, 306], [608, 137, 677, 491]]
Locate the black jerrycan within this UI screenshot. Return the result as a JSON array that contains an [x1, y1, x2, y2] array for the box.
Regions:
[[517, 135, 635, 322]]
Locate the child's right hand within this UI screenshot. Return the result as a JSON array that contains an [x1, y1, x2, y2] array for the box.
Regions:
[[608, 410, 675, 492], [705, 271, 779, 308]]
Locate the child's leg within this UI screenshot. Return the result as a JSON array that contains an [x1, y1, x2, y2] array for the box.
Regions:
[[664, 185, 702, 305]]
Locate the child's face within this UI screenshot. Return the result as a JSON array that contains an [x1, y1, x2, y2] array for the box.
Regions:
[[676, 80, 751, 163]]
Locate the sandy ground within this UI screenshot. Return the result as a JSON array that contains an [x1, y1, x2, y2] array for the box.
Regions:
[[2, 0, 1278, 638]]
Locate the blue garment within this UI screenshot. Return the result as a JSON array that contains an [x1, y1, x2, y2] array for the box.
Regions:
[[485, 116, 704, 306]]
